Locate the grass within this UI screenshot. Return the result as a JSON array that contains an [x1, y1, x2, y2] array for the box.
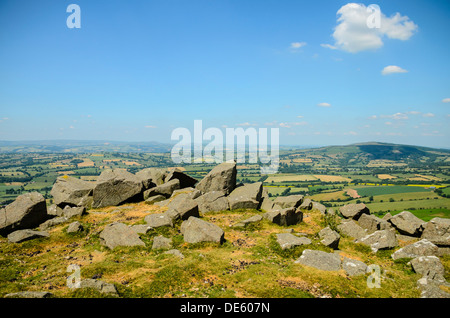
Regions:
[[1, 201, 443, 298], [354, 185, 433, 197]]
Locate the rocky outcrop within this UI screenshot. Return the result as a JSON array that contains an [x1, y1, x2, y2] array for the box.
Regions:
[[7, 229, 49, 243], [50, 175, 94, 208], [196, 162, 237, 195], [388, 211, 427, 237], [391, 239, 439, 260], [93, 169, 144, 208], [355, 229, 398, 252], [0, 192, 48, 236], [294, 249, 341, 271], [195, 191, 229, 213], [421, 217, 450, 247], [319, 226, 340, 250], [276, 233, 311, 250], [339, 203, 370, 220]]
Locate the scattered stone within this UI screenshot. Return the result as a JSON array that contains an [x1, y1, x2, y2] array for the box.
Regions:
[[92, 169, 144, 208], [130, 224, 152, 234], [312, 201, 327, 214], [337, 220, 367, 239], [165, 249, 185, 259], [165, 195, 199, 220], [234, 214, 263, 227], [298, 198, 312, 210], [7, 229, 49, 243], [67, 221, 83, 233], [50, 175, 94, 208], [62, 206, 85, 218], [342, 257, 367, 276], [0, 192, 48, 236], [4, 291, 53, 298], [421, 217, 450, 247], [358, 214, 381, 233], [339, 203, 370, 220], [143, 179, 180, 199], [135, 167, 166, 188], [294, 249, 341, 271], [180, 216, 224, 244], [263, 207, 303, 226], [47, 204, 64, 217], [152, 235, 172, 250], [318, 226, 340, 250], [391, 239, 439, 260], [355, 229, 398, 252], [99, 222, 145, 249], [410, 256, 446, 283], [145, 194, 167, 205], [272, 195, 304, 209], [276, 233, 311, 250], [417, 277, 450, 298], [195, 191, 229, 213], [39, 216, 69, 230], [388, 211, 427, 237], [145, 213, 173, 228], [196, 162, 237, 195], [79, 279, 119, 296]]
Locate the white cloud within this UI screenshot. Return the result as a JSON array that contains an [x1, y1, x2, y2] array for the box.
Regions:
[[320, 43, 337, 50], [369, 115, 377, 120], [332, 3, 417, 53], [422, 113, 435, 118], [293, 121, 308, 126], [279, 122, 291, 128], [237, 122, 257, 127], [442, 98, 450, 103], [381, 65, 408, 75], [296, 115, 304, 118], [290, 42, 307, 49], [145, 125, 157, 128], [385, 121, 393, 125], [317, 102, 331, 107]]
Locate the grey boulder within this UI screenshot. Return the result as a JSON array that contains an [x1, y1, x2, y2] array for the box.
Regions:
[[276, 233, 311, 250], [0, 192, 48, 236], [263, 207, 303, 226], [388, 211, 427, 237], [99, 222, 145, 249], [342, 257, 368, 276], [195, 191, 229, 213], [355, 229, 398, 252], [421, 217, 450, 247], [7, 229, 49, 243], [294, 249, 341, 271], [180, 216, 224, 244], [319, 226, 340, 250], [50, 175, 94, 208], [339, 203, 370, 220], [391, 239, 439, 260], [195, 162, 237, 195], [92, 169, 144, 208], [143, 179, 180, 199]]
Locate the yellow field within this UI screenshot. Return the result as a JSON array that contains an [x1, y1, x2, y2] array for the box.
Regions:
[[292, 158, 313, 163], [77, 159, 95, 167], [367, 160, 407, 167], [378, 174, 396, 180], [310, 190, 347, 201]]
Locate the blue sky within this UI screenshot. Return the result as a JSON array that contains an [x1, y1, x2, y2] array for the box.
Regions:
[[0, 0, 449, 148]]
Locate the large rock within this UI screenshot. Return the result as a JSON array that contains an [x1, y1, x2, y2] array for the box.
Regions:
[[391, 239, 439, 260], [180, 216, 224, 244], [421, 217, 450, 247], [355, 229, 398, 252], [298, 198, 312, 210], [272, 195, 304, 209], [319, 226, 340, 250], [358, 214, 392, 233], [312, 201, 327, 214], [276, 233, 311, 250], [410, 256, 446, 282], [4, 291, 53, 298], [152, 235, 172, 250], [164, 169, 198, 189], [234, 214, 263, 227], [196, 162, 237, 195], [92, 169, 144, 208], [7, 229, 49, 243], [165, 194, 200, 221], [339, 203, 370, 220], [135, 168, 166, 188], [143, 179, 180, 199], [294, 249, 341, 271], [388, 211, 427, 237], [0, 192, 48, 236], [227, 182, 263, 210], [145, 213, 173, 228], [263, 207, 303, 226], [342, 257, 368, 276], [99, 222, 146, 249], [79, 279, 119, 296], [195, 191, 229, 213], [50, 175, 94, 208], [337, 220, 367, 239]]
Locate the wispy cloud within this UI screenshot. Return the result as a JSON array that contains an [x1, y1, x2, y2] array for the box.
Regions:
[[320, 43, 337, 50], [290, 42, 307, 49], [317, 102, 331, 107], [422, 113, 435, 118], [145, 125, 157, 128], [442, 98, 450, 103]]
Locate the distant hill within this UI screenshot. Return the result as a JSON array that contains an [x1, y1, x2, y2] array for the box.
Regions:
[[293, 142, 450, 165], [0, 140, 172, 153]]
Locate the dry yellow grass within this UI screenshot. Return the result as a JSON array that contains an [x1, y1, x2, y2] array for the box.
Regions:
[[77, 159, 95, 168], [378, 174, 396, 180]]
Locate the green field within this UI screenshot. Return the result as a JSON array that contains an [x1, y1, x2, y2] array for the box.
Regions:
[[375, 209, 450, 221], [354, 185, 433, 197]]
